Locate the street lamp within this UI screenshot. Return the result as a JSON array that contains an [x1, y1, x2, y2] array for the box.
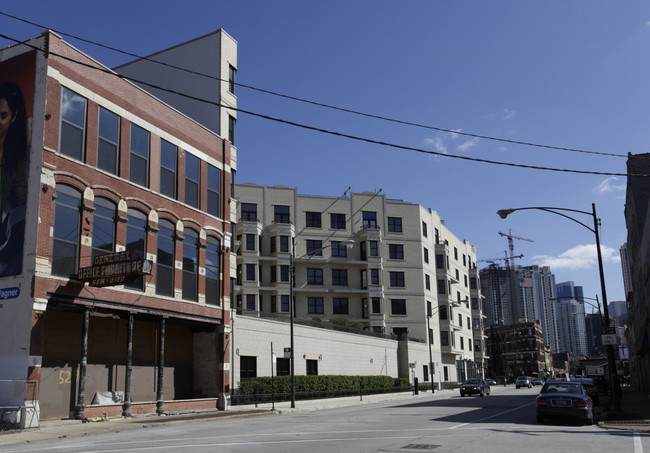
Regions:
[[289, 238, 355, 408], [497, 204, 621, 411]]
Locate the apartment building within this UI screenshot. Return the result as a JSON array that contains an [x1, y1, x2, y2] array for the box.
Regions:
[[0, 30, 236, 424], [234, 184, 487, 386], [487, 321, 547, 381]]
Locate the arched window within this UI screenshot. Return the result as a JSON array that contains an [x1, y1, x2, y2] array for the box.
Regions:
[[156, 219, 175, 296], [91, 197, 116, 261], [205, 236, 221, 306], [52, 185, 81, 276], [182, 228, 199, 301], [125, 208, 147, 290]]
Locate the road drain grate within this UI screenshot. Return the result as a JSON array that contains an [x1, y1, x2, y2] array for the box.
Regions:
[[401, 445, 439, 450]]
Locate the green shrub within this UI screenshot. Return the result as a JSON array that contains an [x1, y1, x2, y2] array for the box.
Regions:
[[237, 375, 409, 395]]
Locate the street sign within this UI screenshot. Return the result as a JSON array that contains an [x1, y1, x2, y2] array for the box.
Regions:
[[284, 347, 291, 359], [601, 334, 617, 345], [600, 327, 616, 335]]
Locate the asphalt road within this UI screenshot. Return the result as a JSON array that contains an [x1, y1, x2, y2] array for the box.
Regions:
[[4, 386, 647, 453]]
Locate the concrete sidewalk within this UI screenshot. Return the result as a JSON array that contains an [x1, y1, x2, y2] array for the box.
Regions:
[[598, 386, 650, 432]]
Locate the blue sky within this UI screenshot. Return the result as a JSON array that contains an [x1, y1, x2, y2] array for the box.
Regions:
[[3, 1, 648, 309]]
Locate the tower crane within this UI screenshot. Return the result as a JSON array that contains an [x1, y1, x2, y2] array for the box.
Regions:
[[498, 229, 533, 271], [478, 254, 524, 266]]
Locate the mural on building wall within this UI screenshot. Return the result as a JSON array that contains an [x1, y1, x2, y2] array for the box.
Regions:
[[0, 52, 34, 277]]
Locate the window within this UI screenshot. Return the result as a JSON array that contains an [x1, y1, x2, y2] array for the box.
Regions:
[[276, 358, 290, 376], [422, 221, 428, 237], [437, 279, 446, 294], [362, 211, 377, 229], [330, 213, 346, 229], [228, 115, 236, 145], [425, 274, 431, 290], [91, 197, 116, 261], [280, 265, 289, 282], [469, 339, 472, 351], [125, 209, 147, 290], [306, 359, 318, 376], [305, 240, 322, 257], [60, 87, 86, 161], [306, 211, 321, 228], [160, 139, 177, 198], [228, 64, 236, 94], [246, 294, 255, 310], [308, 297, 324, 314], [435, 254, 445, 269], [270, 265, 277, 283], [369, 241, 379, 257], [332, 269, 348, 285], [182, 228, 199, 301], [207, 164, 221, 217], [97, 107, 119, 174], [245, 234, 256, 251], [156, 219, 175, 296], [460, 337, 465, 350], [270, 236, 276, 253], [454, 247, 458, 260], [274, 205, 290, 224], [471, 297, 479, 310], [185, 153, 200, 208], [389, 271, 405, 287], [387, 217, 402, 233], [52, 185, 81, 276], [439, 305, 448, 320], [370, 268, 380, 285], [388, 244, 404, 260], [392, 327, 408, 339], [470, 277, 477, 290], [205, 237, 221, 306], [241, 203, 257, 221], [423, 248, 429, 264], [391, 299, 407, 315], [240, 356, 256, 380], [458, 313, 463, 328], [331, 241, 348, 257], [423, 365, 429, 381], [307, 268, 323, 285], [372, 298, 381, 313], [245, 263, 256, 281], [441, 331, 449, 346], [333, 298, 349, 314], [464, 275, 468, 287], [130, 124, 149, 187], [280, 236, 290, 252], [280, 295, 290, 312]]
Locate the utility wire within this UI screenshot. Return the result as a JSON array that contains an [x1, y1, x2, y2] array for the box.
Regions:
[[0, 32, 645, 178], [0, 11, 630, 159]]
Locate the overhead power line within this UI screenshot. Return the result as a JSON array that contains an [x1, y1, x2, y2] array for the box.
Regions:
[[0, 32, 646, 178], [0, 11, 630, 159]]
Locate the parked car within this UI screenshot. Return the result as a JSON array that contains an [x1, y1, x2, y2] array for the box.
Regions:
[[459, 379, 491, 397], [486, 378, 497, 386], [536, 381, 594, 425], [572, 377, 600, 405], [532, 378, 544, 386], [515, 376, 532, 389]]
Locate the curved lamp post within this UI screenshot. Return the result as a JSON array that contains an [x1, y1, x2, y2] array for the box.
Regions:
[[289, 238, 355, 408], [497, 203, 621, 411]]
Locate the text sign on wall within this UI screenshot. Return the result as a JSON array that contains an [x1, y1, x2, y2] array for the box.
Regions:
[[78, 251, 152, 287], [0, 287, 20, 300]]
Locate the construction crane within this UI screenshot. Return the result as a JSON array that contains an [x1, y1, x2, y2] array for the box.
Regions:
[[478, 253, 524, 266], [498, 229, 533, 271]]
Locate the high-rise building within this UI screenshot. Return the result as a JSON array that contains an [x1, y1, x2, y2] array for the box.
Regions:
[[554, 281, 588, 355], [234, 184, 487, 386]]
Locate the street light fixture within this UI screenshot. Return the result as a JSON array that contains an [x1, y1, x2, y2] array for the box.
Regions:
[[289, 238, 355, 408], [497, 203, 621, 411]]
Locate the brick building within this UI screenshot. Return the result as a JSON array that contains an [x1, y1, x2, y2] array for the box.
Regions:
[[0, 30, 236, 423]]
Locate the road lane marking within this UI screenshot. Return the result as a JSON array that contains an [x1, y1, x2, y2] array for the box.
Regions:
[[448, 401, 537, 429], [634, 432, 643, 453]]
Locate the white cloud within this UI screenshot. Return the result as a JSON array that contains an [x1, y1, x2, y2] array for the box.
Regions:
[[533, 243, 620, 270], [422, 130, 479, 155], [502, 109, 518, 120], [595, 176, 626, 194]]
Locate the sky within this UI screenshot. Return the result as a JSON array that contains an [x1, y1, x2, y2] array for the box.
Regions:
[[2, 1, 648, 311]]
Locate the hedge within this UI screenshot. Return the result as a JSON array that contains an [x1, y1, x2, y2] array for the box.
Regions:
[[238, 375, 410, 396]]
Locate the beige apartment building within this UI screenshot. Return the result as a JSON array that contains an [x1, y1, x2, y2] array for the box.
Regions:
[[234, 184, 487, 386]]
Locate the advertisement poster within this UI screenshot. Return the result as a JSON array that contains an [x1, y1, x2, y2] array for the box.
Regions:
[[0, 51, 34, 277]]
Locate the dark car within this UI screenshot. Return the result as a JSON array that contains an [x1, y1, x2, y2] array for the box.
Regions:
[[536, 381, 594, 425], [459, 378, 490, 397], [573, 377, 600, 405]]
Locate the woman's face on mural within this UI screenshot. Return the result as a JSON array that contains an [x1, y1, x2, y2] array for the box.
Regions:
[[0, 97, 16, 144]]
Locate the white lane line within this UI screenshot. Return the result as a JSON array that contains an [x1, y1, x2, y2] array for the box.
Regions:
[[448, 401, 537, 429], [634, 432, 643, 453]]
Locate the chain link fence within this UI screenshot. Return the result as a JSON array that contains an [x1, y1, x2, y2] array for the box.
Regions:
[[0, 380, 39, 431]]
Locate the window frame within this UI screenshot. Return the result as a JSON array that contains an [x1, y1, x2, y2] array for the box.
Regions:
[[387, 216, 403, 233], [97, 106, 120, 175], [330, 213, 346, 229], [59, 87, 87, 161], [391, 298, 407, 315], [182, 228, 199, 301], [308, 297, 324, 314], [389, 271, 405, 287], [129, 123, 150, 187], [52, 185, 82, 277], [207, 164, 221, 218], [184, 153, 200, 209], [155, 219, 175, 297], [305, 211, 322, 228], [159, 139, 177, 199]]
